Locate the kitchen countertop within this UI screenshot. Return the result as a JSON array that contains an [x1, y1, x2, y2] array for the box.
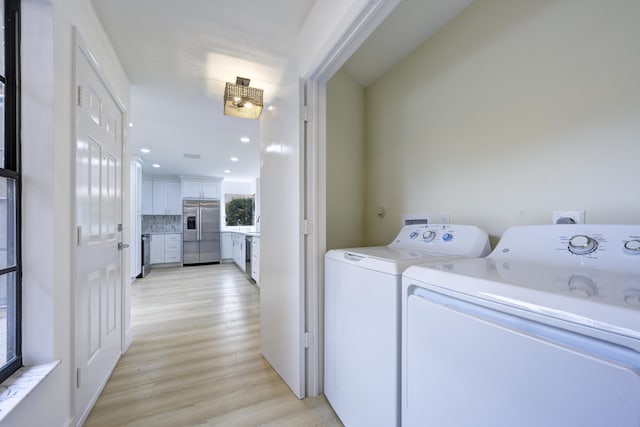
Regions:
[[223, 230, 260, 237], [144, 231, 183, 235]]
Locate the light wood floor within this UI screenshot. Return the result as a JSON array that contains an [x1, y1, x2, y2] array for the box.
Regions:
[[84, 263, 342, 427]]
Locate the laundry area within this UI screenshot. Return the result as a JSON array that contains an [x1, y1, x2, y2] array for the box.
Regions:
[[324, 0, 640, 426]]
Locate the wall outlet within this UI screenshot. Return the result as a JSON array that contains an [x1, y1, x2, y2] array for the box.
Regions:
[[552, 210, 585, 224]]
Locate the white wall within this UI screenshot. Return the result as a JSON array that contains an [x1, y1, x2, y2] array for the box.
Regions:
[[363, 0, 640, 245], [6, 0, 130, 425], [326, 69, 366, 250]]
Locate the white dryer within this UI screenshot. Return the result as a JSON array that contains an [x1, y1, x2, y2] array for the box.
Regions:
[[402, 224, 640, 427], [324, 224, 491, 427]]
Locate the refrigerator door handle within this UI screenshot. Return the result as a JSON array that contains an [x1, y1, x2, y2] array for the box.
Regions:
[[198, 207, 202, 241]]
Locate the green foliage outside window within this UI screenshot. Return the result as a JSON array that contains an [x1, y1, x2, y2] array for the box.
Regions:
[[225, 197, 254, 226]]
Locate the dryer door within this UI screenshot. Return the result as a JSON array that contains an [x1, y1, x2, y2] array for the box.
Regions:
[[403, 287, 640, 427]]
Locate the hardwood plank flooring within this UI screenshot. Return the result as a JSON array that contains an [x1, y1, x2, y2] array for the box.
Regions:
[[84, 263, 342, 427]]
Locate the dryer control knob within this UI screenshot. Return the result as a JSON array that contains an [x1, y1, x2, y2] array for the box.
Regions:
[[442, 233, 453, 242], [423, 231, 436, 242], [623, 239, 640, 254], [568, 235, 598, 255]]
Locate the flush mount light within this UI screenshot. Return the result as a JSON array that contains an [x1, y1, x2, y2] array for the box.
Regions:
[[140, 148, 151, 153], [223, 77, 263, 120], [152, 163, 160, 168], [128, 122, 134, 127], [230, 157, 239, 162], [240, 137, 251, 143], [224, 169, 231, 174]]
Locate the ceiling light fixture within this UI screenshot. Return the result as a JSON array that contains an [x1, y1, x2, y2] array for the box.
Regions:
[[152, 163, 160, 168], [224, 169, 231, 174], [140, 148, 150, 153], [223, 77, 263, 120], [240, 137, 251, 143], [230, 157, 239, 162]]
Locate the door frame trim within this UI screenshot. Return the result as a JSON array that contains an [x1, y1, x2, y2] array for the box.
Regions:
[[301, 0, 401, 396]]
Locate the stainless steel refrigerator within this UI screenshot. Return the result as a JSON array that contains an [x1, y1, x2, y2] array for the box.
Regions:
[[183, 199, 221, 265]]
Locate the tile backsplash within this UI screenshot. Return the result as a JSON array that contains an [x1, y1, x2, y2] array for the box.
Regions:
[[142, 215, 182, 233]]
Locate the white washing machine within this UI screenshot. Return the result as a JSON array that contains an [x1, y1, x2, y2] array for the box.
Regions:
[[324, 224, 491, 427], [402, 224, 640, 427]]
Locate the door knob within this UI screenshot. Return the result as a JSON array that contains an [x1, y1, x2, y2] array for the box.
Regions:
[[118, 242, 130, 251]]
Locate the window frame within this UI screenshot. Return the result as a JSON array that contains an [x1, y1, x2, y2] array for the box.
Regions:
[[0, 0, 22, 384]]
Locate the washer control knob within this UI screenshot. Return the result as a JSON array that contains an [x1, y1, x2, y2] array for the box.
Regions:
[[623, 239, 640, 254], [442, 233, 453, 242], [568, 275, 598, 298], [409, 231, 419, 240], [423, 231, 436, 242], [568, 235, 598, 255]]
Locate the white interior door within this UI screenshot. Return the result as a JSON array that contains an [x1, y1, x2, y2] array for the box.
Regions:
[[74, 38, 124, 425], [259, 78, 305, 398]]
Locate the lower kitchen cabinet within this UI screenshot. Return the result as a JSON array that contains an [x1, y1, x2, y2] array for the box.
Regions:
[[251, 236, 260, 284], [231, 233, 246, 273], [164, 233, 182, 263], [150, 234, 165, 264], [150, 233, 182, 264], [221, 232, 232, 260]]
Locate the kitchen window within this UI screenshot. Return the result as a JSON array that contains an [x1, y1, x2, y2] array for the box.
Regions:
[[0, 0, 21, 384]]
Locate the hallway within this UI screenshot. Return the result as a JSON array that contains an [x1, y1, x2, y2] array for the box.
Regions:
[[84, 264, 341, 426]]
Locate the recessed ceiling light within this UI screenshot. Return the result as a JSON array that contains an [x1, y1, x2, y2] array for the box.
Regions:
[[129, 122, 134, 127], [230, 157, 239, 162], [240, 137, 250, 143], [140, 148, 151, 153], [224, 169, 231, 174], [152, 163, 160, 168]]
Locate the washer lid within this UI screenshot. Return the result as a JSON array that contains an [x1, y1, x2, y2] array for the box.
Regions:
[[326, 246, 462, 275], [404, 258, 640, 340]]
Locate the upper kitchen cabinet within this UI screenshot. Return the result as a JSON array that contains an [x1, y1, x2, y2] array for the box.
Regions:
[[152, 179, 182, 215], [142, 178, 153, 215], [181, 176, 223, 199]]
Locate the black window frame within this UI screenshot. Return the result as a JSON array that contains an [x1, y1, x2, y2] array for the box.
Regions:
[[0, 0, 22, 384]]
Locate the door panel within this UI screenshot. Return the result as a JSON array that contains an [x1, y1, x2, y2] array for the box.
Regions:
[[75, 38, 124, 425], [183, 204, 198, 242], [259, 78, 305, 398], [199, 235, 220, 263], [183, 241, 200, 264]]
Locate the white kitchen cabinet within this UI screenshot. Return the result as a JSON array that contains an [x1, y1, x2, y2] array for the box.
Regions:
[[150, 234, 165, 264], [181, 177, 222, 199], [150, 233, 182, 264], [167, 181, 182, 214], [142, 178, 153, 215], [251, 236, 260, 284], [164, 233, 182, 263], [152, 179, 182, 214], [221, 232, 232, 260], [230, 233, 246, 272]]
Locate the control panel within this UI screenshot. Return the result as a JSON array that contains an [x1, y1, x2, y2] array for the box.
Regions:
[[493, 224, 640, 274], [392, 224, 491, 257]]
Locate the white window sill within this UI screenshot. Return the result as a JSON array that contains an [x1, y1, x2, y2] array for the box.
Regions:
[[0, 360, 60, 422]]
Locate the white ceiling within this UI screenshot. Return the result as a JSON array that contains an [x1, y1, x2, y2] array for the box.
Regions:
[[91, 0, 473, 181]]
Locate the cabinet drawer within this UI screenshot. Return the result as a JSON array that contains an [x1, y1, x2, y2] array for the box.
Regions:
[[164, 251, 182, 263], [165, 234, 181, 243], [165, 241, 182, 252]]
